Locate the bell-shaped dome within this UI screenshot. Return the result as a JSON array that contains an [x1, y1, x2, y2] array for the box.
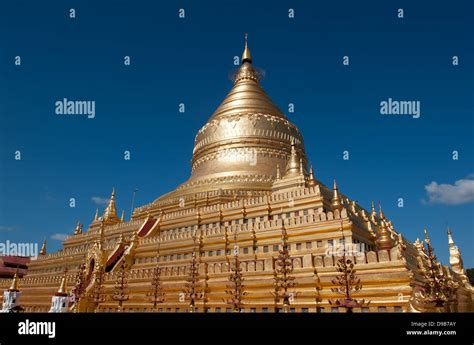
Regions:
[[174, 36, 307, 197]]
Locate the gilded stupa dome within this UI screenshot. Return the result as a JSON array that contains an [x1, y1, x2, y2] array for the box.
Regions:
[[163, 36, 307, 200]]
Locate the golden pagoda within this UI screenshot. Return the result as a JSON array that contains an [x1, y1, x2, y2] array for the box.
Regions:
[[1, 36, 472, 313]]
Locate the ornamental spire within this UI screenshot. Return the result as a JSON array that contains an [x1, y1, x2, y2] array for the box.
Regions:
[[376, 219, 395, 250], [273, 225, 296, 313], [224, 229, 246, 312], [423, 227, 430, 244], [447, 227, 454, 245], [40, 239, 47, 256], [103, 187, 119, 223], [94, 208, 99, 221], [56, 270, 68, 296], [9, 268, 20, 291], [242, 33, 252, 64], [378, 202, 385, 220], [331, 179, 342, 210], [308, 165, 316, 187], [370, 201, 377, 223], [447, 227, 464, 274], [74, 221, 82, 235], [285, 139, 300, 176]]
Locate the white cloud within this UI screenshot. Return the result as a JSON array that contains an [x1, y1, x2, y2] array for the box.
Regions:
[[51, 233, 68, 241], [424, 175, 474, 205], [91, 196, 110, 206], [0, 225, 14, 232]]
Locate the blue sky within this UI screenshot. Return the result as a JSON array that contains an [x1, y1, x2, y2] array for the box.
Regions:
[[0, 0, 473, 267]]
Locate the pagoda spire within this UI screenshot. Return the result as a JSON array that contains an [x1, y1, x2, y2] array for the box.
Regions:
[[49, 270, 69, 313], [285, 139, 300, 176], [378, 202, 385, 220], [102, 187, 119, 224], [370, 201, 377, 223], [376, 219, 395, 250], [74, 221, 82, 235], [9, 268, 20, 291], [2, 267, 23, 313], [447, 227, 464, 274], [39, 239, 47, 256], [423, 227, 431, 244], [242, 33, 252, 64], [121, 210, 125, 222], [447, 227, 454, 245], [331, 179, 342, 210], [94, 208, 99, 221], [308, 165, 316, 187], [57, 271, 68, 296]]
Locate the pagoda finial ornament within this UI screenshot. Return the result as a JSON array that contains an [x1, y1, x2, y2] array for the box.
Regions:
[[39, 239, 47, 256], [285, 139, 300, 176], [1, 267, 23, 313], [378, 202, 385, 220], [331, 179, 342, 210], [350, 200, 357, 214], [57, 271, 68, 296], [447, 227, 453, 244], [102, 187, 120, 224], [49, 270, 69, 313], [447, 227, 464, 274], [376, 219, 395, 251], [308, 165, 316, 187], [414, 238, 424, 251], [74, 222, 82, 235], [121, 210, 125, 222], [423, 227, 431, 245], [242, 33, 252, 63], [370, 201, 377, 223], [9, 268, 20, 291], [94, 208, 99, 221]]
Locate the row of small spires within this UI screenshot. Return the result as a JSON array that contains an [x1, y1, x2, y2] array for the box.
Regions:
[[73, 188, 126, 236], [35, 187, 125, 255], [275, 139, 387, 236], [42, 181, 458, 261], [7, 267, 67, 295], [13, 227, 461, 298], [61, 180, 434, 251]]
